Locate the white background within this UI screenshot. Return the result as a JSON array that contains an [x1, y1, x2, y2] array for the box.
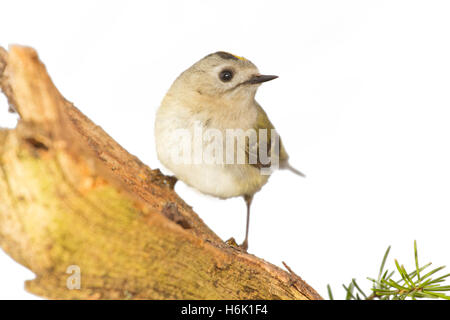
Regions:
[[1, 1, 450, 300]]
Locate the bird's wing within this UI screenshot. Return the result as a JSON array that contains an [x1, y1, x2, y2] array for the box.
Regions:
[[245, 102, 289, 169]]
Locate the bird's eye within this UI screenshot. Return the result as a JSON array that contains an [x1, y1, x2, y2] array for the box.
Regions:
[[219, 69, 234, 82]]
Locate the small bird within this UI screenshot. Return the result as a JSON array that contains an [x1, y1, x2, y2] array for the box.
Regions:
[[155, 51, 304, 250]]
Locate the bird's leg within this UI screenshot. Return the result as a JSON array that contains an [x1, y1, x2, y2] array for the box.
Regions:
[[240, 194, 254, 251]]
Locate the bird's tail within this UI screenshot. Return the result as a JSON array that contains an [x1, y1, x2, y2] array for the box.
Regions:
[[283, 162, 306, 178]]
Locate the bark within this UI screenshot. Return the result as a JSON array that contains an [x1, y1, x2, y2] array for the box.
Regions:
[[0, 45, 321, 300]]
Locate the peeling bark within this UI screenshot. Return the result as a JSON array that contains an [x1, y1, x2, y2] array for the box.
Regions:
[[0, 45, 321, 300]]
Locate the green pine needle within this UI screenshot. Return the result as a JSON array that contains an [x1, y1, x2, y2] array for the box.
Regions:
[[328, 241, 450, 300]]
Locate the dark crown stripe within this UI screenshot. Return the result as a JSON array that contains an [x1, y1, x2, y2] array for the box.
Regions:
[[215, 51, 239, 60]]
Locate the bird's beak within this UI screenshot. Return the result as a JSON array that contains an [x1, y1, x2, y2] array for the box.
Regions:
[[246, 74, 278, 85]]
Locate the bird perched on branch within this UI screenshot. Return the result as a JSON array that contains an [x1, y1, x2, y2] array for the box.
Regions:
[[155, 51, 304, 251]]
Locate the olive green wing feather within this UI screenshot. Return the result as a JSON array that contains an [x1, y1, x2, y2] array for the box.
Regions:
[[246, 103, 305, 176], [245, 103, 289, 169]]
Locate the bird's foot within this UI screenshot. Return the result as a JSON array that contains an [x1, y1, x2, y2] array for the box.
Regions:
[[225, 237, 248, 252], [240, 239, 248, 252]]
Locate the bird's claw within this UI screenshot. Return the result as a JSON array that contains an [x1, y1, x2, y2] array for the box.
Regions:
[[226, 237, 248, 252]]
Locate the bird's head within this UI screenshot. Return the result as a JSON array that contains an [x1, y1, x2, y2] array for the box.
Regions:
[[173, 51, 278, 101]]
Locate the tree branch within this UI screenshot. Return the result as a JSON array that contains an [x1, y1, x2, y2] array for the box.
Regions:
[[0, 45, 321, 300]]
